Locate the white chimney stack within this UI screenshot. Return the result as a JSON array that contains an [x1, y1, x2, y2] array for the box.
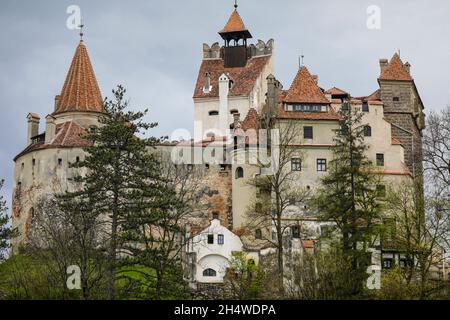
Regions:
[[27, 113, 40, 146], [45, 114, 56, 144]]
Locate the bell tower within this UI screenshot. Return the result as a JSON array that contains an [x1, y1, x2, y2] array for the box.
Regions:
[[219, 2, 252, 68]]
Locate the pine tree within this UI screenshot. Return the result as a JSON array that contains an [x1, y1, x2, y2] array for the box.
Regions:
[[66, 85, 163, 300], [313, 100, 382, 296], [0, 179, 17, 261]]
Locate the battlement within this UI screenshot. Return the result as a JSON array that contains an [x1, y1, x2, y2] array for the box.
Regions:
[[202, 39, 274, 61]]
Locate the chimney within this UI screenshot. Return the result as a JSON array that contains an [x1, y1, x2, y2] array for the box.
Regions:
[[203, 72, 211, 93], [379, 59, 389, 75], [233, 113, 241, 128], [27, 113, 40, 145], [266, 74, 282, 121], [54, 95, 60, 110], [45, 114, 56, 144], [405, 62, 411, 74], [218, 73, 230, 134]]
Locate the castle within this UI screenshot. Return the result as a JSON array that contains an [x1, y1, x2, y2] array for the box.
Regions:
[[11, 5, 425, 286]]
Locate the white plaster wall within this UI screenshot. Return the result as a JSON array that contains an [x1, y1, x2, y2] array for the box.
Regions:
[[189, 219, 243, 283]]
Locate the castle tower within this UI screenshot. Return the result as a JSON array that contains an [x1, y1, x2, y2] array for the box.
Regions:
[[378, 53, 425, 177], [219, 5, 252, 68], [193, 3, 274, 140], [12, 38, 104, 247]]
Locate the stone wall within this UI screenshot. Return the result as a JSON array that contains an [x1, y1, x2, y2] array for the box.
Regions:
[[380, 80, 425, 175]]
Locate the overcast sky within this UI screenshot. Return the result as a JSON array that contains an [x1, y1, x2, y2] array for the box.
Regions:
[[1, 0, 450, 210]]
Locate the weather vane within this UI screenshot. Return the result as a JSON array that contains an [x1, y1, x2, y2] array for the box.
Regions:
[[78, 18, 84, 41], [299, 51, 304, 68], [234, 0, 238, 9]]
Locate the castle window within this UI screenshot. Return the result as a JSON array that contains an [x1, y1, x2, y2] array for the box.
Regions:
[[382, 258, 393, 269], [21, 163, 24, 169], [376, 153, 384, 166], [229, 80, 234, 89], [230, 109, 239, 115], [218, 234, 224, 245], [203, 268, 217, 277], [32, 159, 36, 166], [393, 97, 400, 102], [272, 231, 277, 241], [205, 164, 210, 170], [317, 159, 327, 172], [212, 212, 219, 220], [255, 229, 262, 240], [341, 102, 350, 111], [89, 126, 98, 134], [207, 234, 214, 244], [292, 226, 300, 239], [76, 156, 80, 163], [291, 158, 302, 171], [362, 102, 369, 112], [209, 111, 219, 116], [304, 126, 313, 139], [58, 158, 63, 166], [363, 125, 372, 137], [235, 167, 244, 179]]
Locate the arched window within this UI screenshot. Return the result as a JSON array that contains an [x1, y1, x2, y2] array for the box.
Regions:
[[364, 125, 372, 137], [235, 167, 244, 179], [203, 268, 217, 277], [209, 111, 219, 116]]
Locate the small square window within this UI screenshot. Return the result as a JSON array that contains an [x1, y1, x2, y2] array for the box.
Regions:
[[255, 229, 262, 240], [207, 234, 214, 244], [393, 97, 400, 102], [292, 226, 300, 239], [362, 102, 369, 112], [364, 126, 372, 137], [317, 159, 327, 172], [383, 258, 393, 269], [376, 153, 384, 166], [304, 126, 313, 139], [291, 158, 302, 171], [218, 234, 224, 245], [272, 231, 277, 241]]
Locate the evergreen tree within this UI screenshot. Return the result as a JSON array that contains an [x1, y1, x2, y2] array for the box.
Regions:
[[66, 85, 163, 300], [313, 100, 382, 296], [119, 154, 207, 300], [0, 179, 17, 261]]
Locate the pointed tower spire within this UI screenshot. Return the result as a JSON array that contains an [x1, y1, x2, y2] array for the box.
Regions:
[[54, 40, 103, 114], [284, 65, 329, 104], [378, 52, 413, 81], [219, 2, 252, 68]]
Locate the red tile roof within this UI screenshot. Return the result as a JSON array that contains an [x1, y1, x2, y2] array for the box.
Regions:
[[55, 41, 103, 114], [302, 240, 315, 249], [193, 55, 271, 98], [324, 87, 348, 95], [14, 121, 91, 160], [240, 108, 260, 130], [284, 66, 330, 104], [379, 53, 413, 81], [220, 9, 248, 34]]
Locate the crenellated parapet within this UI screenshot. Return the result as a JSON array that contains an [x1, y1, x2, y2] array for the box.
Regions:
[[202, 39, 274, 61]]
